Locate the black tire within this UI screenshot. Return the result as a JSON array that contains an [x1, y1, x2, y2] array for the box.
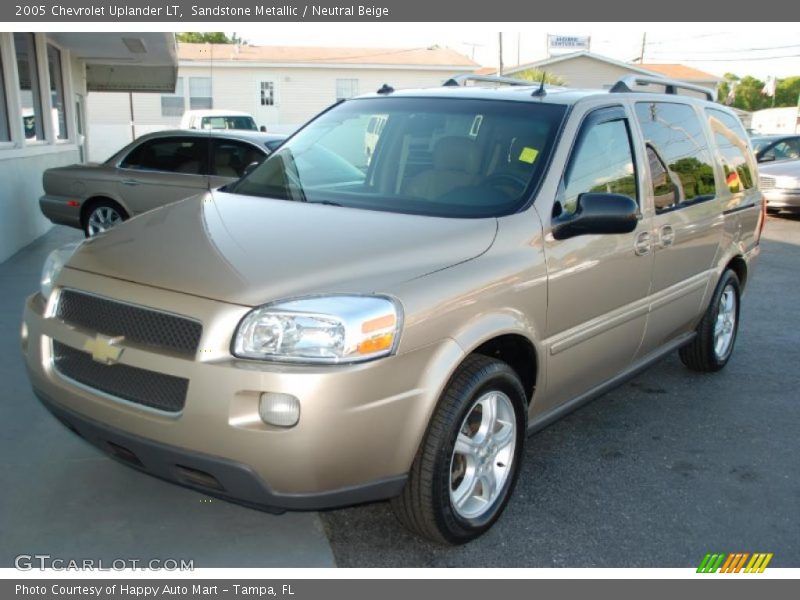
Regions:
[[392, 354, 527, 544], [679, 269, 741, 372], [83, 199, 127, 237]]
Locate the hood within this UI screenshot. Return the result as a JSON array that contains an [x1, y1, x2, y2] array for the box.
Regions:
[[759, 159, 800, 180], [66, 191, 497, 306]]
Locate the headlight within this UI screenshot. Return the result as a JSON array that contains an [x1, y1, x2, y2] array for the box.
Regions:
[[40, 241, 82, 300], [232, 295, 402, 364]]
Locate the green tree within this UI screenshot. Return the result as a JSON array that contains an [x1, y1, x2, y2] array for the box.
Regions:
[[176, 32, 243, 44], [716, 72, 800, 110], [513, 68, 566, 86], [776, 76, 800, 107], [717, 72, 740, 104]]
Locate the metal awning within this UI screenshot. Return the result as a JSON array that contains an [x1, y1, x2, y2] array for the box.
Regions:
[[49, 33, 178, 93]]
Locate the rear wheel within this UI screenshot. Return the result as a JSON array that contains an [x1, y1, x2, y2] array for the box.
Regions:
[[83, 200, 126, 237], [392, 354, 527, 544], [679, 269, 741, 372]]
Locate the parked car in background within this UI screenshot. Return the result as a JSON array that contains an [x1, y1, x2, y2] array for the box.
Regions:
[[180, 109, 259, 131], [24, 76, 763, 544], [759, 158, 800, 213], [40, 130, 286, 236], [751, 134, 800, 163]]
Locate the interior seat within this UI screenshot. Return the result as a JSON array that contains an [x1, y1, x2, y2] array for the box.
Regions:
[[405, 136, 480, 200]]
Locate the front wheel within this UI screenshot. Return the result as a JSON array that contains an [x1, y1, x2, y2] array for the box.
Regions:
[[392, 355, 527, 544], [679, 269, 741, 372]]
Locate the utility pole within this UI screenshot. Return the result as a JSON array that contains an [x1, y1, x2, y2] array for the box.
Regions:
[[498, 32, 504, 76], [639, 32, 647, 63]]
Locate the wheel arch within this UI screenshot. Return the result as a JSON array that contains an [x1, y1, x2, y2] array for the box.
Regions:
[[80, 196, 130, 229], [725, 255, 748, 291]]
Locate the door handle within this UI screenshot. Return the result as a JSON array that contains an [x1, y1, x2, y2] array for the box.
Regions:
[[634, 231, 652, 256], [121, 179, 140, 186], [657, 224, 676, 248]]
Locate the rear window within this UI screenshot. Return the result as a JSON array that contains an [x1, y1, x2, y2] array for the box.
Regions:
[[635, 102, 716, 212], [705, 108, 755, 193], [229, 97, 566, 218], [201, 116, 257, 131]]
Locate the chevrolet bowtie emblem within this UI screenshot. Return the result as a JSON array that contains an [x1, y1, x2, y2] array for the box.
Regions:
[[83, 334, 125, 365]]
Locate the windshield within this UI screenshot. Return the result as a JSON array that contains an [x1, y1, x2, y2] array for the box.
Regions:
[[202, 116, 257, 131], [751, 138, 771, 153], [229, 97, 566, 218]]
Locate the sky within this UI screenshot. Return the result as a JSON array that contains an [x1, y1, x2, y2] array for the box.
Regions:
[[234, 22, 800, 80]]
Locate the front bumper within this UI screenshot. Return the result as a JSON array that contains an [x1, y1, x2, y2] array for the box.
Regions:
[[763, 189, 800, 211], [39, 194, 83, 228], [23, 269, 463, 510]]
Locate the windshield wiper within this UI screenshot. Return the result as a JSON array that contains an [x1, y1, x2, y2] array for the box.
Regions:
[[306, 199, 342, 207]]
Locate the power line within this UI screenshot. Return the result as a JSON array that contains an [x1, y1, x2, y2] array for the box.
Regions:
[[646, 43, 800, 56], [646, 53, 800, 62]]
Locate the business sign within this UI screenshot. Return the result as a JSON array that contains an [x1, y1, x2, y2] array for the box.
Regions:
[[547, 34, 591, 56]]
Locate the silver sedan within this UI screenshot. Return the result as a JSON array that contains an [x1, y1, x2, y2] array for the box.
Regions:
[[40, 129, 286, 236], [759, 159, 800, 214]]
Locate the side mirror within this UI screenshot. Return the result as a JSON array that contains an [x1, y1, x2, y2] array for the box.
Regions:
[[552, 193, 639, 240], [242, 161, 261, 177], [758, 154, 775, 163]]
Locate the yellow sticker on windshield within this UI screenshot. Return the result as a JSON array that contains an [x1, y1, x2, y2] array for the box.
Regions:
[[519, 147, 539, 164]]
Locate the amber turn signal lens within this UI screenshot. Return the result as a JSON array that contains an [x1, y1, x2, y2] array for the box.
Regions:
[[357, 333, 394, 355]]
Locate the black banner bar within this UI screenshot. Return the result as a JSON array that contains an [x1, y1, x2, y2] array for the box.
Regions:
[[4, 0, 800, 22], [4, 579, 799, 600]]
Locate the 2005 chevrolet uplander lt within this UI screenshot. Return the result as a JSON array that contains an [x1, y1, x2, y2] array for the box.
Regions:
[[22, 74, 764, 544]]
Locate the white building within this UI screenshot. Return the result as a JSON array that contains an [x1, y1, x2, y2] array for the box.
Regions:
[[86, 43, 478, 161], [501, 51, 721, 97], [751, 107, 800, 134], [0, 32, 176, 262]]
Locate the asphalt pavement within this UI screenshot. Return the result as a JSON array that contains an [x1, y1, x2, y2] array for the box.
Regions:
[[320, 215, 800, 567]]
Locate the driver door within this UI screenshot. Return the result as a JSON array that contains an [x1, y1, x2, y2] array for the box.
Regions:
[[540, 106, 654, 413]]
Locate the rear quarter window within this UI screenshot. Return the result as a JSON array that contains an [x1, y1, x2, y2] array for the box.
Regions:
[[635, 102, 717, 212], [705, 108, 756, 194]]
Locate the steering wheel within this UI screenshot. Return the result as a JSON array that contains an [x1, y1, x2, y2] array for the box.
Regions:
[[484, 173, 528, 194]]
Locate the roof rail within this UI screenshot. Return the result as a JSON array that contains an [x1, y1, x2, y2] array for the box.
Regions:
[[442, 74, 533, 88], [609, 75, 715, 102]]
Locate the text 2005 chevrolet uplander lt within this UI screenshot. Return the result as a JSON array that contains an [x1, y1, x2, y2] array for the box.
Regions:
[[22, 76, 764, 544]]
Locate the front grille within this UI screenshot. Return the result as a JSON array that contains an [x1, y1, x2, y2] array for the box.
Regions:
[[52, 341, 188, 413], [56, 290, 202, 357], [760, 176, 776, 190]]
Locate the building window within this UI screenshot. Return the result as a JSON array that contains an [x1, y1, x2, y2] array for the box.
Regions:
[[336, 78, 358, 101], [14, 33, 44, 141], [260, 81, 274, 106], [189, 77, 212, 110], [47, 44, 67, 140], [161, 77, 184, 117], [0, 52, 10, 141]]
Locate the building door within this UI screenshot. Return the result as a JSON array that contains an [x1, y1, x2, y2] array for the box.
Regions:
[[254, 80, 278, 131]]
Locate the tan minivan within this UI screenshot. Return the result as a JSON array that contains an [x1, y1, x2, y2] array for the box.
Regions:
[[22, 75, 764, 544]]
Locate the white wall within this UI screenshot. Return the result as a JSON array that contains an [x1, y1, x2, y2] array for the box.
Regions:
[[0, 33, 83, 263], [86, 64, 467, 160], [751, 107, 800, 134]]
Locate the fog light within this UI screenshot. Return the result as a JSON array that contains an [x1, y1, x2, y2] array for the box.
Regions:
[[20, 322, 29, 353], [259, 392, 300, 427]]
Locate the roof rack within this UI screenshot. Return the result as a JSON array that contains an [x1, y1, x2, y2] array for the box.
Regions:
[[442, 74, 533, 88], [609, 75, 715, 102]]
